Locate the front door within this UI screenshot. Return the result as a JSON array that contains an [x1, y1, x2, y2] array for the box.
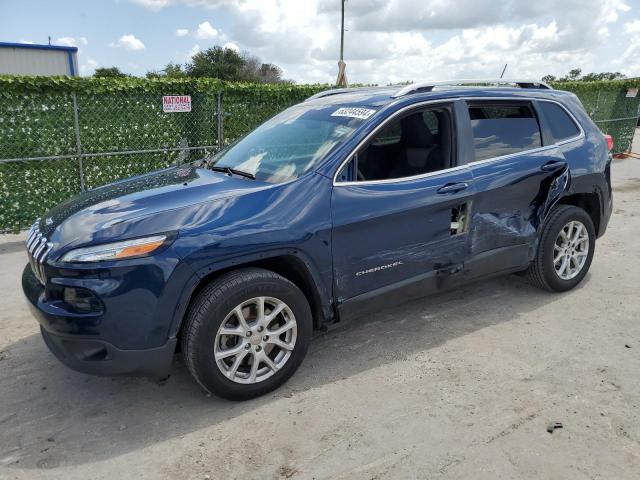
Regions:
[[331, 103, 475, 315]]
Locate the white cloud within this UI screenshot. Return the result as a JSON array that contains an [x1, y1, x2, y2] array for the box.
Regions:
[[131, 0, 240, 9], [18, 40, 35, 44], [187, 44, 201, 60], [130, 0, 635, 83], [131, 0, 172, 10], [614, 21, 640, 76], [223, 41, 239, 52], [110, 34, 146, 51], [196, 21, 219, 39], [56, 37, 88, 47], [176, 28, 189, 37], [80, 58, 98, 76], [624, 19, 640, 35]]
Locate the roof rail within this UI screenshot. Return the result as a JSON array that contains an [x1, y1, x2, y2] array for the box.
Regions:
[[306, 88, 360, 101], [305, 85, 393, 101], [392, 79, 552, 98]]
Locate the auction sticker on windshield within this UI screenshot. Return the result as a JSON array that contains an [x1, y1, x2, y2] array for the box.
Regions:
[[331, 107, 376, 120]]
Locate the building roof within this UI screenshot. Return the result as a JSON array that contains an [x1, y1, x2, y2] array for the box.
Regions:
[[0, 41, 78, 53]]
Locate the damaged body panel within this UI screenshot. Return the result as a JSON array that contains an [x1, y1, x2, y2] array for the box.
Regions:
[[464, 146, 572, 279], [330, 90, 612, 321]]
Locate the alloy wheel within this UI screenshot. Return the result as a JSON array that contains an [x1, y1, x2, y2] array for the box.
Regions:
[[213, 296, 297, 384], [553, 220, 590, 280]]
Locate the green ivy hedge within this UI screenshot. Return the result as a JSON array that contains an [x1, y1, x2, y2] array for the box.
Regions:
[[1, 76, 638, 232], [551, 80, 640, 154], [0, 77, 327, 232]]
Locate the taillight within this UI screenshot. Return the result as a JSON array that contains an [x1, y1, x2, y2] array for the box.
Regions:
[[604, 134, 614, 151]]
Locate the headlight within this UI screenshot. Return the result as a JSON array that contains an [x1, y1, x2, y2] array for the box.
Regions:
[[60, 235, 169, 263]]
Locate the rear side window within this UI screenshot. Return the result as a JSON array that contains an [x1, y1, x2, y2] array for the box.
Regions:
[[538, 102, 580, 142], [468, 103, 542, 161]]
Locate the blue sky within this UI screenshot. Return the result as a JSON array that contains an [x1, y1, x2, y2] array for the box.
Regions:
[[2, 0, 640, 83]]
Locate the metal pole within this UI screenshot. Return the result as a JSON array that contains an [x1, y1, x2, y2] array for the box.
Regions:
[[500, 64, 507, 79], [340, 0, 345, 62], [217, 92, 224, 150], [592, 89, 602, 118], [633, 102, 640, 153], [71, 93, 85, 192]]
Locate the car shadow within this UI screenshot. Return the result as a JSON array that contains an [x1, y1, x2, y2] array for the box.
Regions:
[[0, 240, 27, 255], [0, 272, 590, 470]]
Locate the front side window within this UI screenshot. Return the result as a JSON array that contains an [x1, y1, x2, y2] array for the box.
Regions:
[[348, 106, 453, 182], [537, 101, 581, 142], [469, 103, 542, 162], [209, 104, 374, 183]]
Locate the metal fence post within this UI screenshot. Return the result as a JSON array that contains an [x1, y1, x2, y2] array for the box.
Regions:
[[217, 91, 224, 150], [71, 92, 86, 191], [592, 89, 602, 119]]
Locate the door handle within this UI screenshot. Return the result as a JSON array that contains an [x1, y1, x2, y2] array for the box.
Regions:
[[437, 182, 469, 194], [541, 161, 567, 172]]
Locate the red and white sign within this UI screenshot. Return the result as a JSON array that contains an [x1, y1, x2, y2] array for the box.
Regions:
[[162, 95, 192, 112]]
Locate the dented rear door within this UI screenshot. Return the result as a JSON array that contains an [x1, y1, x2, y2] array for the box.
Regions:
[[463, 100, 570, 278]]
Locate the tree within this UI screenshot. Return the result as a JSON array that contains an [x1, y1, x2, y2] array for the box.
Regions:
[[182, 46, 288, 83], [240, 52, 287, 83], [146, 62, 186, 79], [185, 46, 246, 80], [580, 72, 626, 81], [542, 70, 627, 83], [93, 67, 129, 78], [565, 68, 582, 81]]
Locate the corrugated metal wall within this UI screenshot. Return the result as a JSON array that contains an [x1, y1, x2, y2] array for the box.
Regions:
[[0, 47, 76, 76]]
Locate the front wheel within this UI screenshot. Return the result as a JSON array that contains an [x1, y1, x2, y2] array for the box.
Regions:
[[181, 268, 312, 400], [526, 205, 596, 292]]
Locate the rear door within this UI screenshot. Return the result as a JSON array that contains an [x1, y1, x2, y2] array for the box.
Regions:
[[331, 102, 475, 314], [463, 100, 570, 278]]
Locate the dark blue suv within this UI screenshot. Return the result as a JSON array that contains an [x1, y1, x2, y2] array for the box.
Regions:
[[22, 80, 613, 399]]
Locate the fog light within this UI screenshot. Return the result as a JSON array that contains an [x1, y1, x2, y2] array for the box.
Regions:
[[63, 287, 101, 313]]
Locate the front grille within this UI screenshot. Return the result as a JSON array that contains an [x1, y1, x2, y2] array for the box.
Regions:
[[26, 220, 52, 285]]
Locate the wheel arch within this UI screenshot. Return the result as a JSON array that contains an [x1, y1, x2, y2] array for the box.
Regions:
[[557, 191, 601, 235], [170, 250, 333, 340]]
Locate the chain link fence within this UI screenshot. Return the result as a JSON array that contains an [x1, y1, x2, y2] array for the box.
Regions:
[[0, 90, 220, 232], [555, 81, 640, 155], [0, 79, 324, 232], [1, 77, 639, 233]]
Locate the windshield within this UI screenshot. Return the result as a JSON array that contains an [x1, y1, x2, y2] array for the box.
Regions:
[[208, 104, 375, 183]]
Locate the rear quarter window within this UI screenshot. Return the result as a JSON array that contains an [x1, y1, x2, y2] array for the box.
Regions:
[[468, 103, 542, 161], [538, 102, 581, 142]]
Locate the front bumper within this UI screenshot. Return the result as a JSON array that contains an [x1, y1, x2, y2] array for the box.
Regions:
[[21, 253, 193, 379], [40, 326, 176, 380]]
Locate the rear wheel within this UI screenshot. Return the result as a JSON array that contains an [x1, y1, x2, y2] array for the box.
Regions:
[[526, 205, 596, 292], [181, 268, 312, 400]]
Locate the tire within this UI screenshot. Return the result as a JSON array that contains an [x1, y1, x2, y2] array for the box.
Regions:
[[526, 204, 596, 292], [181, 268, 312, 400]]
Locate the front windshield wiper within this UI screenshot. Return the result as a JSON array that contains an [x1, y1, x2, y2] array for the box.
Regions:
[[210, 165, 256, 180]]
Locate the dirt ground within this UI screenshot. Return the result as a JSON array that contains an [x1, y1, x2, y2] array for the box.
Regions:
[[1, 158, 639, 480]]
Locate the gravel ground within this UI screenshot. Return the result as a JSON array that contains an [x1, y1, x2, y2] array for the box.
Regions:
[[1, 158, 639, 480]]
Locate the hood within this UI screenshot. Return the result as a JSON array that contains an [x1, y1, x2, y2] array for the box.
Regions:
[[41, 166, 269, 249]]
